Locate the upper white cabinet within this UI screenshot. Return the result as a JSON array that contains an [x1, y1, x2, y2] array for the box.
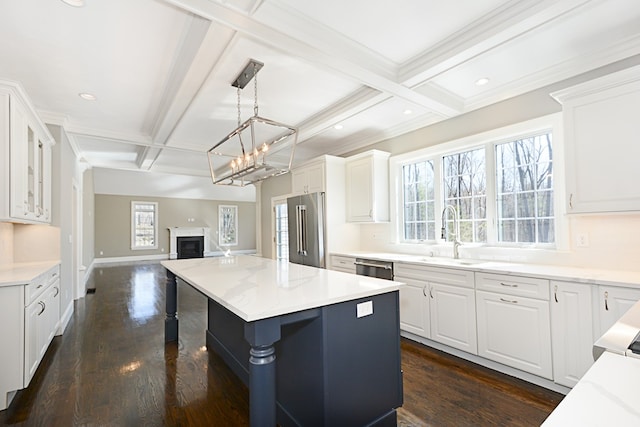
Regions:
[[0, 81, 54, 224], [345, 150, 389, 222], [551, 65, 640, 213], [550, 280, 594, 388], [292, 161, 324, 195]]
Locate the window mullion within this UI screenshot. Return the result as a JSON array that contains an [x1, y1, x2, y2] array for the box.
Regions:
[[485, 141, 497, 245]]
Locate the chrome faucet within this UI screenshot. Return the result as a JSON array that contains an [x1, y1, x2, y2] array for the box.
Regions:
[[441, 205, 461, 259]]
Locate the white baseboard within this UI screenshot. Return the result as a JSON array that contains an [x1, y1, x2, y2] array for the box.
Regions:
[[58, 301, 74, 335], [400, 331, 571, 395], [93, 254, 169, 265]]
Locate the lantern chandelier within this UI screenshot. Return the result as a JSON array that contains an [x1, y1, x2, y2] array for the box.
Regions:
[[207, 59, 298, 186]]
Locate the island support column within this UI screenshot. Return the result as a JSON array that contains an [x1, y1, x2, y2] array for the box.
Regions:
[[245, 319, 281, 427], [165, 270, 178, 342]]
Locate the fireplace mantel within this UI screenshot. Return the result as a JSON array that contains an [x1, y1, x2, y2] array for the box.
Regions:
[[168, 227, 211, 260]]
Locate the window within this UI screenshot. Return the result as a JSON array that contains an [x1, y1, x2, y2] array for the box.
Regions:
[[274, 202, 289, 261], [496, 133, 553, 244], [131, 202, 158, 250], [402, 161, 435, 241], [395, 116, 559, 248], [442, 148, 487, 243]]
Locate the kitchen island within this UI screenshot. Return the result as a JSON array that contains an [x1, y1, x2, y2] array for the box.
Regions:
[[161, 255, 403, 427]]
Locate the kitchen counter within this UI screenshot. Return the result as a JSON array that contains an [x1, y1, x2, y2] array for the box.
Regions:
[[332, 251, 640, 287], [543, 299, 640, 425], [0, 260, 61, 287], [161, 255, 403, 426], [162, 255, 402, 322]]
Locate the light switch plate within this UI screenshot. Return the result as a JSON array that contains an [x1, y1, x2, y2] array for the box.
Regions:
[[357, 300, 373, 318]]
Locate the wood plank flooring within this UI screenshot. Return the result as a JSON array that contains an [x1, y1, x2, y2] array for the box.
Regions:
[[0, 262, 563, 426]]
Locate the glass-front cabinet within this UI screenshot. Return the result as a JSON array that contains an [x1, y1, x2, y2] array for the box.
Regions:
[[1, 81, 54, 224]]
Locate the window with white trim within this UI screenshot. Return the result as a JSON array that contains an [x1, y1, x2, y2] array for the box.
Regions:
[[131, 201, 158, 250], [397, 122, 557, 247], [495, 133, 554, 244], [402, 160, 435, 241], [442, 148, 487, 243]]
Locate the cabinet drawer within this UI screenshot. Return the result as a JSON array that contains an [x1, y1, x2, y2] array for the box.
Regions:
[[395, 263, 474, 289], [24, 265, 60, 306], [475, 272, 549, 300], [330, 255, 356, 273]]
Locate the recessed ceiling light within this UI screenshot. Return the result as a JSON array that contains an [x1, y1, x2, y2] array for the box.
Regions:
[[61, 0, 85, 6], [403, 109, 413, 115], [475, 77, 490, 86], [334, 124, 343, 130], [79, 92, 96, 101]]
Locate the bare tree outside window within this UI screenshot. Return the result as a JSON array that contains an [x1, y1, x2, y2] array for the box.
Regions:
[[443, 148, 487, 243], [496, 133, 554, 244], [402, 160, 435, 241], [131, 202, 158, 250]]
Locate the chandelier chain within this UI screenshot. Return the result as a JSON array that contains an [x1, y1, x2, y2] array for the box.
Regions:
[[237, 86, 242, 127], [253, 63, 259, 117]]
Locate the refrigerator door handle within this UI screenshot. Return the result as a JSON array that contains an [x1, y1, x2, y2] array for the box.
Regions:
[[296, 204, 308, 256]]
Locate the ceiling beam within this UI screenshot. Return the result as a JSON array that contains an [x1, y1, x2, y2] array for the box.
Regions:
[[162, 0, 463, 117]]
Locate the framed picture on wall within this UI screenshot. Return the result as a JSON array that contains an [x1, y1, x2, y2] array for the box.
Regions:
[[219, 205, 238, 246]]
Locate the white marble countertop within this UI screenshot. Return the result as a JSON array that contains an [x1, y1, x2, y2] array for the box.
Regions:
[[332, 251, 640, 288], [542, 351, 640, 425], [162, 255, 403, 322], [0, 260, 60, 287]]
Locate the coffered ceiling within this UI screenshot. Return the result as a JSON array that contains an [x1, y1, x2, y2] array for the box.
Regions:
[[1, 0, 639, 181]]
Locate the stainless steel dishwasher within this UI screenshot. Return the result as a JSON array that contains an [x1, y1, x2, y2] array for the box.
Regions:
[[354, 258, 394, 280]]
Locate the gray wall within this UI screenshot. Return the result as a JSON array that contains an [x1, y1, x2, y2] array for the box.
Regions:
[[258, 173, 292, 258], [82, 168, 94, 268], [94, 194, 256, 258]]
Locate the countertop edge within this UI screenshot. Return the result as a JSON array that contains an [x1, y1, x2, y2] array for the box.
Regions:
[[0, 260, 61, 287], [330, 251, 640, 288]]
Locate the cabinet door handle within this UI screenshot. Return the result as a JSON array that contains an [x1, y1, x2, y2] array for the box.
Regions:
[[604, 291, 609, 311], [554, 285, 558, 303], [37, 301, 46, 316], [569, 194, 573, 210], [54, 286, 59, 297], [429, 286, 434, 299], [500, 297, 518, 304], [422, 286, 427, 297], [36, 284, 43, 289], [500, 282, 518, 288]]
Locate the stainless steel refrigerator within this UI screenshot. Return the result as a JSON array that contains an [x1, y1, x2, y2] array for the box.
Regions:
[[287, 192, 326, 268]]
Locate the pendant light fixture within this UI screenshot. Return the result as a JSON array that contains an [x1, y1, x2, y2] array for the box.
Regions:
[[207, 59, 298, 186]]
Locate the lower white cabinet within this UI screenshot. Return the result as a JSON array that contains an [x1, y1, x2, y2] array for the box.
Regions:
[[429, 282, 477, 354], [24, 276, 60, 385], [397, 275, 430, 338], [0, 263, 60, 410], [329, 255, 356, 274], [396, 263, 476, 354], [597, 285, 640, 338], [476, 273, 552, 379], [550, 281, 594, 388]]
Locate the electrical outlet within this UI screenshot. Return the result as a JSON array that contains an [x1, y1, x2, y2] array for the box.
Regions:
[[576, 233, 589, 248]]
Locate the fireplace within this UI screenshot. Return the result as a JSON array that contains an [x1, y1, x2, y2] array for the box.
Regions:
[[168, 227, 210, 259], [177, 236, 204, 259]]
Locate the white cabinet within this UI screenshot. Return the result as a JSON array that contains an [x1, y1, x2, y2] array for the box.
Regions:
[[395, 263, 476, 354], [597, 285, 640, 338], [550, 281, 594, 388], [292, 161, 324, 195], [345, 150, 389, 222], [0, 81, 54, 224], [25, 274, 60, 385], [551, 65, 640, 213], [476, 273, 552, 379], [0, 264, 60, 410], [329, 255, 356, 274]]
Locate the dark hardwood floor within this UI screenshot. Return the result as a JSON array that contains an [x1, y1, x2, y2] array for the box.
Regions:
[[0, 262, 563, 426]]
